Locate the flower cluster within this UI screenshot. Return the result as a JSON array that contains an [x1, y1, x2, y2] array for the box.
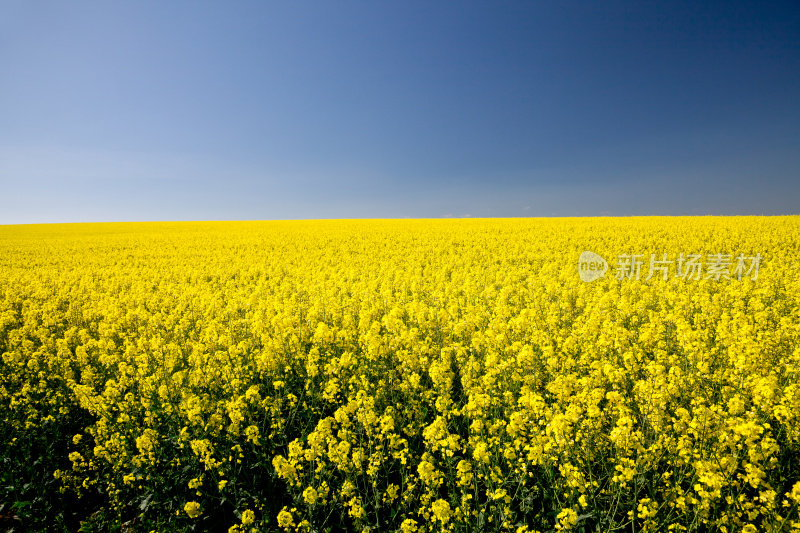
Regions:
[[1, 217, 799, 531]]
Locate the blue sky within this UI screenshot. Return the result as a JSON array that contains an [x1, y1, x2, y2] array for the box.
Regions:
[[1, 1, 799, 223]]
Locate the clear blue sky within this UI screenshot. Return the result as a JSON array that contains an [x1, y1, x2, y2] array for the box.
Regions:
[[2, 1, 799, 223]]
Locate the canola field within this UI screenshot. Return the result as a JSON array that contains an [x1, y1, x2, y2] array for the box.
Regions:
[[1, 217, 799, 532]]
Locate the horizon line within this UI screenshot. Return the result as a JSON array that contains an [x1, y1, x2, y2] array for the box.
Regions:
[[2, 213, 800, 228]]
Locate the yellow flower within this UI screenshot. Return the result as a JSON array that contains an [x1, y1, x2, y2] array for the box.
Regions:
[[245, 425, 260, 445], [277, 508, 294, 528], [788, 481, 800, 504], [303, 486, 318, 505], [491, 488, 507, 501], [400, 518, 418, 533], [431, 499, 451, 523], [241, 509, 255, 525], [383, 483, 399, 503], [4, 217, 798, 531], [183, 501, 202, 519], [556, 508, 578, 530], [472, 442, 490, 463], [348, 497, 365, 519]]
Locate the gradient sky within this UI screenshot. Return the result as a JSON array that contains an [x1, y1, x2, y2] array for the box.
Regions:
[[2, 1, 799, 223]]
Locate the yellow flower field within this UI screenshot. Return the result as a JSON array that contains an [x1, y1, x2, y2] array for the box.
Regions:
[[1, 217, 799, 532]]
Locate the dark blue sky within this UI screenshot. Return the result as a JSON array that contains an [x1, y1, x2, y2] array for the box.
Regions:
[[2, 1, 799, 223]]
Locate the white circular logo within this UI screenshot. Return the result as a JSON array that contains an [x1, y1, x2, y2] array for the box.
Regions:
[[578, 251, 608, 282]]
